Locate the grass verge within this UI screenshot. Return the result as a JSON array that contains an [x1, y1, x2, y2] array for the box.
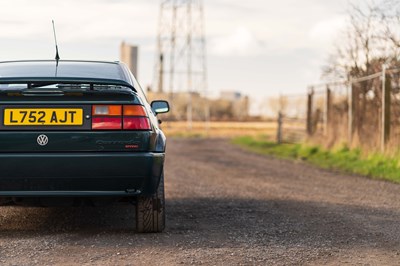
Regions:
[[232, 136, 400, 183]]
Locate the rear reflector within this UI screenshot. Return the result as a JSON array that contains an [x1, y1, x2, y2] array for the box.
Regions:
[[123, 117, 151, 130], [92, 117, 122, 130], [92, 105, 121, 116]]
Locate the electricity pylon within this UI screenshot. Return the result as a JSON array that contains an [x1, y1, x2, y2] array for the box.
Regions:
[[154, 0, 209, 130]]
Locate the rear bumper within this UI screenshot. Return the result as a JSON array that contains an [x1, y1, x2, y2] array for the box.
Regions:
[[0, 152, 164, 197]]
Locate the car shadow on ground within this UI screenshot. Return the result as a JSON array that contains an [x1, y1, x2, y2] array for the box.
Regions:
[[0, 197, 399, 251]]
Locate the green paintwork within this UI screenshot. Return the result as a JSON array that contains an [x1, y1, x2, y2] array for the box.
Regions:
[[0, 152, 165, 196]]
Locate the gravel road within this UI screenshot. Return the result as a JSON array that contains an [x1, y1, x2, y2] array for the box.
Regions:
[[1, 138, 400, 265]]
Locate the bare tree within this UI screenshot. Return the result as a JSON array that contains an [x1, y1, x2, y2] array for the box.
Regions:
[[267, 96, 288, 116], [324, 1, 400, 81], [320, 1, 400, 148], [377, 0, 400, 62]]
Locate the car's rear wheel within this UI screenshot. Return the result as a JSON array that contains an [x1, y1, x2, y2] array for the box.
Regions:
[[136, 174, 165, 233]]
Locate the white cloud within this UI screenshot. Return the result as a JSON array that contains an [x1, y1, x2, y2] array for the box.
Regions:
[[0, 0, 157, 41], [209, 27, 264, 56], [308, 16, 347, 46]]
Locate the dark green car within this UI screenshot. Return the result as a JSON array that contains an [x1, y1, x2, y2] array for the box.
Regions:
[[0, 60, 169, 233]]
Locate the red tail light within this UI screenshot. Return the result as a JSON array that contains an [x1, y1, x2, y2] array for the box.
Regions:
[[123, 117, 151, 130], [91, 105, 150, 130], [92, 117, 122, 130]]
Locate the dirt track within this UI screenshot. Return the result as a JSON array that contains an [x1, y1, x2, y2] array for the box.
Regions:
[[1, 138, 400, 265]]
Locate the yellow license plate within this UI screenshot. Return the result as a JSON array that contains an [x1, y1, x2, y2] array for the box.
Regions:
[[4, 108, 83, 126]]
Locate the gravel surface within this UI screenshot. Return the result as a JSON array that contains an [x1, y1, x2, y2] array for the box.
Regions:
[[1, 138, 400, 265]]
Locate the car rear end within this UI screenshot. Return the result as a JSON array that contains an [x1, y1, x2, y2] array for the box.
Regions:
[[0, 61, 165, 204]]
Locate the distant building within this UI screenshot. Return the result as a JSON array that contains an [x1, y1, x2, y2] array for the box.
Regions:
[[120, 42, 138, 77], [220, 91, 244, 101], [220, 90, 249, 120]]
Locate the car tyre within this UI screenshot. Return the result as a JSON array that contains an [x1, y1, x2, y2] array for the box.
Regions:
[[136, 174, 165, 233]]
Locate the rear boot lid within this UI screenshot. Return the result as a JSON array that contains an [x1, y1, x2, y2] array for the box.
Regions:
[[0, 84, 152, 152]]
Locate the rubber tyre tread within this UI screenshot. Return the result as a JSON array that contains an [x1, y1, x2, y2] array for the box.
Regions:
[[136, 174, 165, 233]]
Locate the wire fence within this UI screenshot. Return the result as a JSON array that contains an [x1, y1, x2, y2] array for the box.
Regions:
[[276, 94, 307, 143], [277, 66, 400, 153]]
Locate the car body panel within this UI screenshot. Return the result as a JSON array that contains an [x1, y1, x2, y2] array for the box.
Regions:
[[0, 131, 153, 152], [0, 152, 164, 196]]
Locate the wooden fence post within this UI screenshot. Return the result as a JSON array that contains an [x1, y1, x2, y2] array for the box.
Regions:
[[276, 112, 283, 144], [324, 86, 332, 136], [306, 87, 314, 136], [381, 66, 391, 152], [348, 79, 353, 146]]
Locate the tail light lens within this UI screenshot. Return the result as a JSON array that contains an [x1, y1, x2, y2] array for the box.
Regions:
[[92, 117, 122, 130], [92, 105, 121, 116], [123, 117, 151, 130], [92, 105, 150, 130], [123, 105, 147, 116]]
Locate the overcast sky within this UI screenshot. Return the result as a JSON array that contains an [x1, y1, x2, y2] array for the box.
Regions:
[[0, 0, 365, 108]]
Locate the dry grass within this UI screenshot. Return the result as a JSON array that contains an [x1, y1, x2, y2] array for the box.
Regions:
[[161, 121, 277, 138]]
